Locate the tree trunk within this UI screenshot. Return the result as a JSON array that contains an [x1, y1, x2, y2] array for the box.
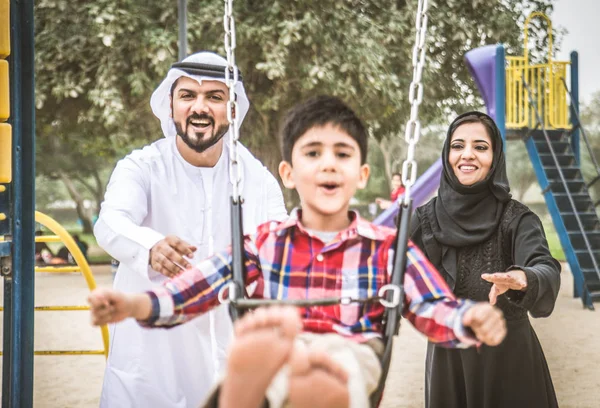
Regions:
[[91, 168, 105, 216], [73, 169, 106, 218], [378, 138, 393, 196], [253, 109, 299, 209], [59, 172, 94, 234]]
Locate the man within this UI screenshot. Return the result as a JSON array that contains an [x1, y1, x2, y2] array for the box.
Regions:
[[94, 51, 287, 408]]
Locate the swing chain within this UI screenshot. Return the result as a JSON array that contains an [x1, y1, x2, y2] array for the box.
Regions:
[[401, 0, 429, 205], [224, 0, 242, 202]]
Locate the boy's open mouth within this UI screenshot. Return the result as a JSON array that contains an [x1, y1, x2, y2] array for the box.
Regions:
[[318, 182, 340, 193]]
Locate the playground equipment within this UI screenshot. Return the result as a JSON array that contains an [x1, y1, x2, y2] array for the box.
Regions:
[[377, 12, 600, 310], [34, 211, 108, 355], [0, 213, 108, 353], [466, 16, 599, 312], [1, 0, 36, 406], [464, 12, 600, 310]]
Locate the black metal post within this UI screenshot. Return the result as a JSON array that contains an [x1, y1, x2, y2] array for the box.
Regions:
[[178, 0, 188, 61], [570, 51, 580, 165], [3, 0, 35, 406], [228, 197, 245, 321]]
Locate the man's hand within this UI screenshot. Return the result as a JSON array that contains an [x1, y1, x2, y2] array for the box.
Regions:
[[149, 235, 197, 278], [481, 270, 528, 305], [88, 288, 152, 326], [462, 303, 506, 346]]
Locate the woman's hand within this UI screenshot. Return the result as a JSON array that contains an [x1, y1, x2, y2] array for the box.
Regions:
[[481, 270, 528, 305]]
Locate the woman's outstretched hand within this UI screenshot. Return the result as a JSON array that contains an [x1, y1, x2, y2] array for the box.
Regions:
[[481, 270, 528, 305]]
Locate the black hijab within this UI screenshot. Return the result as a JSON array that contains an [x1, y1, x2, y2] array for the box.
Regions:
[[419, 111, 511, 288]]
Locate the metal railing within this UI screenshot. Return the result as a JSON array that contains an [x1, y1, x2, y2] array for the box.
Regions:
[[523, 79, 600, 285], [560, 77, 600, 204], [506, 58, 570, 129], [0, 211, 109, 357], [505, 12, 571, 131]]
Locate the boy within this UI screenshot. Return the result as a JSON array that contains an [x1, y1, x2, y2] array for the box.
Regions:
[[88, 96, 506, 408]]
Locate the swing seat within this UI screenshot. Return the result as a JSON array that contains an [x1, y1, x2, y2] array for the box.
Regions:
[[221, 200, 413, 408]]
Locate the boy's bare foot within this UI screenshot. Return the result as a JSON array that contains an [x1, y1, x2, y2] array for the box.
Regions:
[[219, 306, 301, 408], [288, 343, 350, 408]]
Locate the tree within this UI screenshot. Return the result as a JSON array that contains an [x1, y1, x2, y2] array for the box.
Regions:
[[35, 0, 172, 230], [505, 141, 538, 201], [579, 91, 600, 204], [34, 0, 559, 213]]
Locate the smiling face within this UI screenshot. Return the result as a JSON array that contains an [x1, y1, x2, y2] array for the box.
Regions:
[[391, 174, 402, 190], [278, 124, 370, 231], [448, 122, 494, 186], [170, 77, 230, 154]]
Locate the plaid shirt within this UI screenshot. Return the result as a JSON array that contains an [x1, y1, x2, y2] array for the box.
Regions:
[[144, 210, 478, 347]]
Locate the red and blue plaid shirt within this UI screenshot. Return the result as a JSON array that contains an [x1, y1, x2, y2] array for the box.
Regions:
[[144, 210, 478, 347]]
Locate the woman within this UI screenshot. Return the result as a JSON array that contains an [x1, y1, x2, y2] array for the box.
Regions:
[[410, 111, 560, 408]]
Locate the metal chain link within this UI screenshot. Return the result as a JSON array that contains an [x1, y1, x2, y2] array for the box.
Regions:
[[401, 0, 429, 206], [223, 0, 242, 202]]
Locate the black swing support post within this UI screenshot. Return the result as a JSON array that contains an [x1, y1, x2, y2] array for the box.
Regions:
[[229, 197, 246, 321], [370, 200, 412, 407]]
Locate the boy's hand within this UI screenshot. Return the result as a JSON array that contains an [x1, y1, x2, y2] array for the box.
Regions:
[[462, 303, 506, 346], [481, 270, 528, 305], [149, 235, 197, 278], [88, 288, 148, 326]]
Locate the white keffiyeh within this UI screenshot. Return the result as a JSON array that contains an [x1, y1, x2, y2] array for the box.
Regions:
[[149, 51, 250, 139]]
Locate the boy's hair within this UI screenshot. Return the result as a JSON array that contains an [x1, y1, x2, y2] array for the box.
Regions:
[[279, 95, 368, 165], [391, 172, 402, 179]]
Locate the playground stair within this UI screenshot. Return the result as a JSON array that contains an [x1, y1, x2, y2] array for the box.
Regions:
[[524, 129, 600, 309]]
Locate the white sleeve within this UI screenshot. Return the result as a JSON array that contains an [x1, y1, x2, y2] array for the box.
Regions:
[[264, 169, 288, 221], [94, 156, 164, 279]]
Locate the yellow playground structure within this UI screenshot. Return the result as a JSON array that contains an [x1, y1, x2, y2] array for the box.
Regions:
[[505, 12, 571, 131], [0, 211, 109, 357]]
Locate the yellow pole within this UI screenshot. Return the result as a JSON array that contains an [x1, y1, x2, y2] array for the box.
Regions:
[[523, 12, 553, 64], [0, 306, 90, 311], [35, 266, 81, 273], [0, 351, 105, 356], [33, 211, 110, 358]]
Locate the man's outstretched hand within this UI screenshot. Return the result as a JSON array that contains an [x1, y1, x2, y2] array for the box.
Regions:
[[150, 235, 197, 278]]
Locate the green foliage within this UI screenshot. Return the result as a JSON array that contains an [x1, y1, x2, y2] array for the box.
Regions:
[[542, 217, 565, 261], [579, 91, 600, 204], [505, 139, 538, 201], [34, 0, 559, 207]]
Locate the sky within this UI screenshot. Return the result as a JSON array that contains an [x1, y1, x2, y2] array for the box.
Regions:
[[552, 0, 600, 104]]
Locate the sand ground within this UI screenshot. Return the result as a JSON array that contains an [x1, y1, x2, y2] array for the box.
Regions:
[[0, 264, 597, 407]]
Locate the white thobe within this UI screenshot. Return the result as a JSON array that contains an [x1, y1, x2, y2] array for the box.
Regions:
[[94, 136, 287, 408]]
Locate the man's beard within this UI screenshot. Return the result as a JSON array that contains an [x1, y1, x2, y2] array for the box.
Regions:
[[175, 113, 230, 153]]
